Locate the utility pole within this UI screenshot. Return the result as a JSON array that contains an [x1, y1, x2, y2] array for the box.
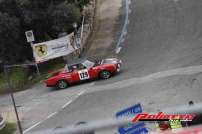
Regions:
[[4, 65, 23, 134], [25, 30, 40, 76], [30, 42, 40, 76], [80, 8, 85, 43], [73, 22, 80, 58]]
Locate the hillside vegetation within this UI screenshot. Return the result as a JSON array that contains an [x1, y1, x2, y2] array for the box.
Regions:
[[0, 0, 89, 65]]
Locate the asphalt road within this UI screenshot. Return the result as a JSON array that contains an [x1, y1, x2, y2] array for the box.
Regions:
[[30, 0, 202, 133]]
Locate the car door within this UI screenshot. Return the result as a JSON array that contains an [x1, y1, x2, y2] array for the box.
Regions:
[[81, 61, 98, 79], [68, 64, 81, 83], [78, 69, 90, 80], [87, 67, 98, 79], [71, 63, 91, 81]]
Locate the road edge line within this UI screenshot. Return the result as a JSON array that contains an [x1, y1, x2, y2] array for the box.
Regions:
[[115, 0, 130, 54], [23, 90, 86, 133]]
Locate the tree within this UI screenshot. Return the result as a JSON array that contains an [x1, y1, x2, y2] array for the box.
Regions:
[[19, 0, 52, 41], [0, 0, 84, 64], [0, 12, 22, 63], [0, 0, 20, 17], [67, 0, 90, 8], [49, 2, 81, 37]]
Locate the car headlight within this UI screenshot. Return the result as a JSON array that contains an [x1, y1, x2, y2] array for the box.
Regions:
[[116, 63, 121, 72]]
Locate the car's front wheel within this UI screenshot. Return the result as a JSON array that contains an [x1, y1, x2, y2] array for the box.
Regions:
[[57, 80, 68, 89], [99, 70, 111, 79]]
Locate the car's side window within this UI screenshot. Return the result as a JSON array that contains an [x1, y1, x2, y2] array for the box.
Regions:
[[69, 64, 79, 72]]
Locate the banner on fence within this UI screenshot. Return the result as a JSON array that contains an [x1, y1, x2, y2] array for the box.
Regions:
[[33, 33, 78, 63]]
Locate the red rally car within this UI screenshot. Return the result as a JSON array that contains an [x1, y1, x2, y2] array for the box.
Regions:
[[44, 57, 122, 89]]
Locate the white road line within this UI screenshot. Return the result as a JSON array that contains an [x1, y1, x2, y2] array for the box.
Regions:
[[78, 90, 85, 96], [115, 0, 129, 52], [62, 100, 73, 109], [23, 122, 41, 134], [23, 90, 86, 133], [116, 47, 122, 54], [128, 0, 131, 5], [46, 112, 57, 119], [123, 31, 127, 35], [121, 38, 125, 43], [127, 19, 130, 24], [129, 9, 132, 14], [61, 90, 86, 112]]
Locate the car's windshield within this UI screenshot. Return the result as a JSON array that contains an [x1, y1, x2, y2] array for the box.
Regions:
[[101, 59, 116, 64], [64, 64, 70, 72], [82, 60, 95, 68]]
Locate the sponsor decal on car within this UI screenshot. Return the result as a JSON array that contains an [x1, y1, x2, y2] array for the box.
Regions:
[[78, 69, 90, 80]]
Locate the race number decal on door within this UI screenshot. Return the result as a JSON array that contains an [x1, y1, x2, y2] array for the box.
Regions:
[[78, 69, 90, 80]]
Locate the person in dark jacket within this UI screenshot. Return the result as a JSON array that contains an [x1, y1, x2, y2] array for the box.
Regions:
[[187, 101, 202, 126]]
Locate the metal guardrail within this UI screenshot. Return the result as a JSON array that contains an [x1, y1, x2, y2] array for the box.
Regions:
[[0, 115, 6, 130], [29, 102, 202, 134]]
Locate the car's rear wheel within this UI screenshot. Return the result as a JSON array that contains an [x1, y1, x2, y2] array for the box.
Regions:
[[57, 80, 68, 89], [99, 70, 111, 79]]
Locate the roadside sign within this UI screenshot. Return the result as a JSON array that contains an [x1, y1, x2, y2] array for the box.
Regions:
[[116, 103, 148, 134], [25, 30, 35, 42]]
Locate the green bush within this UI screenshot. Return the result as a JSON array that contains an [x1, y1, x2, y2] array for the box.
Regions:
[[0, 73, 7, 92], [0, 60, 66, 94], [9, 68, 28, 89], [0, 122, 16, 134], [67, 0, 90, 7], [0, 67, 28, 94]]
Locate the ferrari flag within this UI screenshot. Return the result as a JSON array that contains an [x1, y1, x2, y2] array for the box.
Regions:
[[33, 33, 77, 63]]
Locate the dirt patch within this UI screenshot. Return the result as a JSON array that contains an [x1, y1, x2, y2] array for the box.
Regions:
[[82, 0, 122, 58]]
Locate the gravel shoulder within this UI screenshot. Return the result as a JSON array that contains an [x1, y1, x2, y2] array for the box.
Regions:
[[83, 0, 122, 58]]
